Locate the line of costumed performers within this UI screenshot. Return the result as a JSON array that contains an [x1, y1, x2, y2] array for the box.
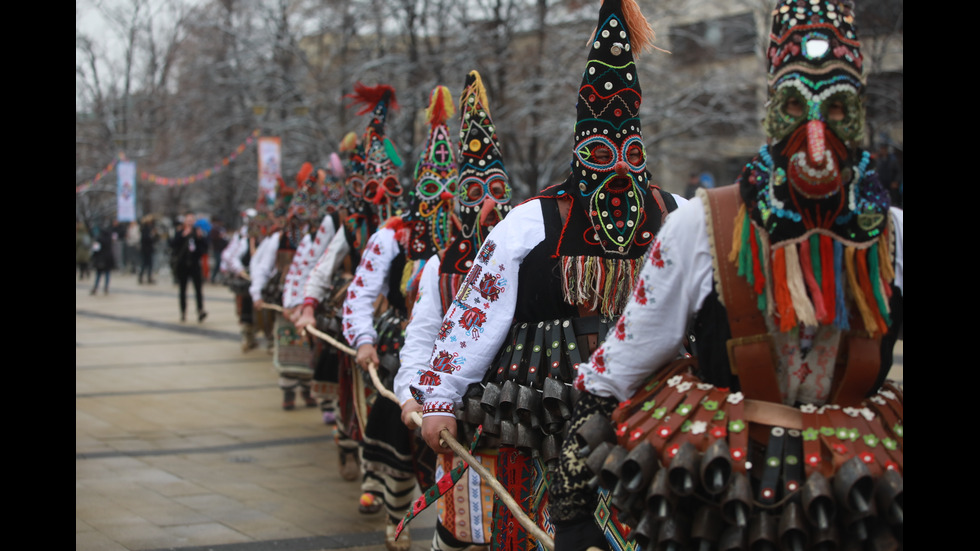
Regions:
[[220, 1, 902, 550]]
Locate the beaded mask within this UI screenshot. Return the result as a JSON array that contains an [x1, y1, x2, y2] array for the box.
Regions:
[[318, 152, 346, 215], [287, 162, 317, 223], [402, 85, 458, 262], [442, 70, 512, 275], [761, 0, 867, 215], [734, 0, 892, 336], [564, 0, 657, 257], [341, 133, 367, 214], [347, 83, 404, 223]]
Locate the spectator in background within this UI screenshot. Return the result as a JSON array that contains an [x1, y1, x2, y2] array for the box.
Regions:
[[138, 215, 159, 285], [209, 220, 229, 284], [76, 221, 92, 280], [125, 221, 141, 273], [171, 213, 208, 322], [90, 226, 116, 295], [682, 172, 701, 200]]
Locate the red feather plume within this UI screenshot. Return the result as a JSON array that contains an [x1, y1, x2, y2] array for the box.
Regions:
[[345, 82, 399, 116]]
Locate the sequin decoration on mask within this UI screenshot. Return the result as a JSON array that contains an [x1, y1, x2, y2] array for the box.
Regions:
[[444, 70, 513, 276], [567, 0, 656, 257]]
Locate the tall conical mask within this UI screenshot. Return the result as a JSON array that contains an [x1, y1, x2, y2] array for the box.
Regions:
[[442, 70, 512, 275], [566, 0, 657, 257], [346, 83, 404, 222], [338, 131, 366, 214], [317, 152, 346, 217], [403, 85, 458, 261]]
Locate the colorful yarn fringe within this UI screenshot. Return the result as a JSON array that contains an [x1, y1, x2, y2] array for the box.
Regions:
[[560, 255, 640, 319], [730, 205, 894, 336]]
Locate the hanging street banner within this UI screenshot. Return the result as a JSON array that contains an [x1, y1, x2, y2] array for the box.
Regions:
[[117, 160, 137, 222], [257, 136, 282, 205]]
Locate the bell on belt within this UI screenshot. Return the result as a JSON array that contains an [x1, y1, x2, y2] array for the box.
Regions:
[[834, 456, 873, 514], [875, 468, 903, 530], [801, 471, 835, 531], [573, 413, 617, 459], [585, 441, 614, 489], [700, 438, 733, 495], [778, 501, 808, 551], [748, 510, 777, 551], [691, 507, 724, 551], [619, 441, 658, 493], [721, 472, 752, 528], [644, 468, 675, 522], [516, 385, 541, 430], [667, 441, 700, 497], [599, 445, 628, 490], [480, 382, 501, 415], [497, 380, 519, 417]]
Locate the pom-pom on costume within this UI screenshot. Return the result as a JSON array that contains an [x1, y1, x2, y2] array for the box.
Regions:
[[409, 2, 680, 549], [555, 2, 904, 550]]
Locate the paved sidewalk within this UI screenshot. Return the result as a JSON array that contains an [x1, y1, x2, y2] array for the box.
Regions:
[[76, 271, 435, 551]]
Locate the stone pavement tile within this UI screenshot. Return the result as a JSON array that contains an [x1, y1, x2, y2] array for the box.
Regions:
[[126, 499, 212, 527], [76, 491, 130, 525], [157, 522, 252, 548], [187, 479, 284, 504], [173, 493, 248, 514], [75, 530, 130, 551], [209, 508, 316, 541], [83, 513, 175, 549], [275, 463, 336, 485], [141, 478, 211, 499]]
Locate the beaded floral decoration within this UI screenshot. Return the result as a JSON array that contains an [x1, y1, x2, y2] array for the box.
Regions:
[[318, 152, 347, 217]]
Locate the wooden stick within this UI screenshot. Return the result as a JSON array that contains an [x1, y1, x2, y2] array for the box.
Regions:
[[364, 362, 555, 551], [303, 324, 555, 551], [305, 325, 356, 356]]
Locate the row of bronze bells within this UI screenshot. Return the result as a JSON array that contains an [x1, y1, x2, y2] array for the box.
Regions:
[[455, 377, 580, 467], [573, 415, 903, 551]]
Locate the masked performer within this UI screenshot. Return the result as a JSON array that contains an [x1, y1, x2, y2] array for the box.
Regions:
[[281, 155, 347, 421], [343, 85, 458, 551], [552, 2, 904, 550], [251, 169, 317, 410], [411, 3, 682, 548], [396, 70, 514, 551]]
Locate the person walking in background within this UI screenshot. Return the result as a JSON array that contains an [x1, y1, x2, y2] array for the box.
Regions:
[[171, 213, 209, 322], [125, 221, 141, 273], [90, 226, 115, 295], [139, 215, 159, 284], [209, 220, 229, 284], [77, 221, 92, 280]]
